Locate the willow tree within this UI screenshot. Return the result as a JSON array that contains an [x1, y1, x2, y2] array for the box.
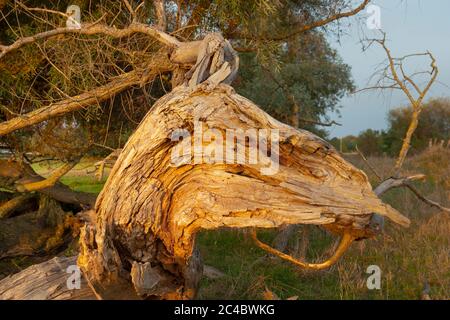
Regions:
[[0, 0, 416, 300]]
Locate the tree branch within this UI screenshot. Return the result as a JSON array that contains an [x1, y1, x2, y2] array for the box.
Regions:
[[0, 56, 174, 136], [0, 159, 97, 207], [362, 33, 438, 176], [298, 118, 342, 127], [355, 145, 382, 182], [16, 161, 77, 192], [0, 21, 180, 60], [405, 184, 450, 213], [0, 71, 139, 136], [153, 0, 167, 31], [248, 0, 370, 41], [374, 174, 425, 196], [122, 0, 136, 20], [0, 193, 35, 219]]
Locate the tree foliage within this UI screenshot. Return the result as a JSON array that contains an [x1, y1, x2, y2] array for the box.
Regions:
[[384, 98, 450, 155], [331, 98, 450, 156], [0, 0, 358, 160]]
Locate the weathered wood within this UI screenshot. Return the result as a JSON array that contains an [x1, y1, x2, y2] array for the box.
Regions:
[[0, 256, 96, 300], [0, 193, 35, 219], [0, 256, 224, 299], [76, 84, 409, 300]]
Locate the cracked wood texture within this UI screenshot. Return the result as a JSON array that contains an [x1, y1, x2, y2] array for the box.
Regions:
[[74, 84, 409, 300], [0, 256, 95, 300]]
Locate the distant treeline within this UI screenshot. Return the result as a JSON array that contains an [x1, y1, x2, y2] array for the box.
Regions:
[[329, 98, 450, 156]]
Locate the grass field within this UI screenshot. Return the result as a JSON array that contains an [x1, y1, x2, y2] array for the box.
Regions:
[[24, 148, 450, 300]]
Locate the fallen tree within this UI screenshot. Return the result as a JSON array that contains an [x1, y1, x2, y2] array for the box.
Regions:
[[0, 80, 410, 299], [0, 0, 429, 300]]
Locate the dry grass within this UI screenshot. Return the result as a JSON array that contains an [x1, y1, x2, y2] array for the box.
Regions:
[[335, 147, 449, 299], [197, 148, 449, 300]]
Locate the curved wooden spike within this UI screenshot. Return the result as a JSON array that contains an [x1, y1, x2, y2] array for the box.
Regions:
[[250, 228, 355, 270]]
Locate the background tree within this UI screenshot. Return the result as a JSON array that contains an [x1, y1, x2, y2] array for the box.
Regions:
[[356, 129, 384, 156], [384, 98, 450, 156], [331, 98, 450, 157], [237, 31, 354, 136]]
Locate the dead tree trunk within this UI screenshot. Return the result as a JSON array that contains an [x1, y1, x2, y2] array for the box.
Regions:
[[0, 83, 409, 299], [75, 83, 408, 299], [0, 33, 409, 300], [0, 256, 95, 300]]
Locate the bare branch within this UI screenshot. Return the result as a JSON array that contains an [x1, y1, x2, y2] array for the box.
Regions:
[[355, 145, 382, 182], [0, 159, 97, 207], [16, 1, 71, 20], [353, 85, 402, 93], [0, 70, 138, 136], [153, 0, 167, 31], [374, 174, 426, 196], [251, 229, 355, 270], [298, 118, 342, 127], [122, 0, 136, 20], [372, 174, 450, 217], [405, 184, 450, 213], [16, 160, 77, 192], [0, 22, 180, 60], [361, 33, 439, 176], [0, 193, 35, 219], [254, 0, 370, 41]]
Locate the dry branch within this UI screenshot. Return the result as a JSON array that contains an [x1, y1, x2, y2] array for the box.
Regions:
[[362, 33, 438, 176], [374, 174, 425, 196], [355, 146, 382, 182], [249, 0, 370, 41], [405, 184, 450, 213], [0, 159, 96, 207], [17, 161, 77, 192], [0, 60, 174, 137], [153, 0, 167, 31], [0, 193, 35, 219], [251, 229, 355, 270], [360, 33, 446, 228], [0, 22, 180, 60]]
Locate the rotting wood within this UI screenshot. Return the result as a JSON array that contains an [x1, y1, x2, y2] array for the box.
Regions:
[[76, 83, 409, 299]]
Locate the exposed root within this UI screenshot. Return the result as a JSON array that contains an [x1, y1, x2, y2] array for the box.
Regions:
[[250, 228, 355, 270]]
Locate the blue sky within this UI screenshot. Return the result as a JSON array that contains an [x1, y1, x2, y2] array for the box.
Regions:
[[326, 0, 450, 137]]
